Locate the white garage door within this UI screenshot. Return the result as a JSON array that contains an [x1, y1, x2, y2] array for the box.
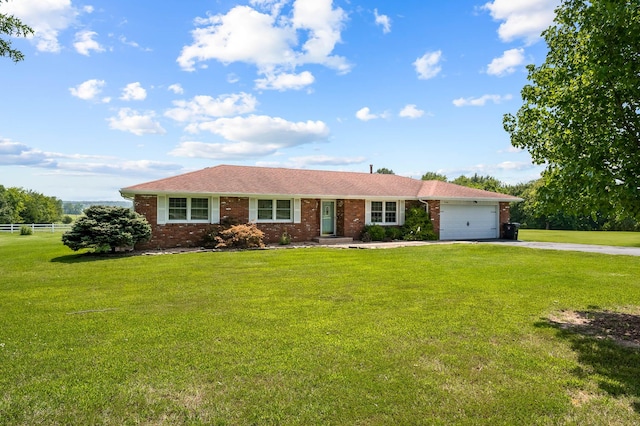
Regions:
[[440, 203, 498, 240]]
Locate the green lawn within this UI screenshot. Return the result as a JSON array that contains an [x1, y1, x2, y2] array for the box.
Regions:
[[519, 229, 640, 247], [1, 233, 640, 425]]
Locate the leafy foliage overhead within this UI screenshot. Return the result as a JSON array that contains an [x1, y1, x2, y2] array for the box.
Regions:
[[504, 0, 640, 219], [0, 0, 34, 62]]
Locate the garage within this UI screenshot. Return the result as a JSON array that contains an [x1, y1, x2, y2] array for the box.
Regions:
[[439, 202, 499, 240]]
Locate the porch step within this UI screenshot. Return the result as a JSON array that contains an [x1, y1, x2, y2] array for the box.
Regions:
[[313, 236, 354, 245]]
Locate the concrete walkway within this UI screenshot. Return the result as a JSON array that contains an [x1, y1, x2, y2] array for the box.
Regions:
[[322, 239, 640, 256]]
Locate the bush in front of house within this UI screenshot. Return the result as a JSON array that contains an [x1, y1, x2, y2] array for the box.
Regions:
[[402, 207, 437, 241], [62, 205, 151, 253], [215, 223, 265, 249], [360, 224, 386, 242], [384, 226, 403, 241]]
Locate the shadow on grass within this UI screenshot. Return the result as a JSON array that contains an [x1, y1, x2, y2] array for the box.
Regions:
[[50, 252, 124, 263], [535, 310, 640, 412]]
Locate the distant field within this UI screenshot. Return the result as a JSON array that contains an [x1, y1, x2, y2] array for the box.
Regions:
[[1, 233, 639, 424], [519, 229, 640, 247]]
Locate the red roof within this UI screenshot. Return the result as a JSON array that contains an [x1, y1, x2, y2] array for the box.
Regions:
[[120, 164, 521, 201]]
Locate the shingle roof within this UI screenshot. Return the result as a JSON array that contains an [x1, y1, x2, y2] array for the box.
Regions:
[[120, 164, 521, 201]]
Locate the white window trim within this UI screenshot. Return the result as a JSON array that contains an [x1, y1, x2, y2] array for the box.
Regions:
[[157, 195, 219, 224], [366, 200, 405, 225], [252, 198, 295, 223]]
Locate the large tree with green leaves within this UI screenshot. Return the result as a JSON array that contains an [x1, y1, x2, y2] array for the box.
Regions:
[[504, 0, 640, 219], [0, 0, 34, 63]]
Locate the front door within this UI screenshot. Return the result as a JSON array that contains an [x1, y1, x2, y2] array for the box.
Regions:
[[321, 201, 335, 235]]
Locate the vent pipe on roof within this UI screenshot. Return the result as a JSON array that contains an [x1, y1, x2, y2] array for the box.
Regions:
[[370, 164, 373, 174]]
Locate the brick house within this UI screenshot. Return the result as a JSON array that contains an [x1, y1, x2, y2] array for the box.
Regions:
[[119, 165, 521, 249]]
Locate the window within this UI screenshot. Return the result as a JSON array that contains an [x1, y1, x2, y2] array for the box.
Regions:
[[257, 199, 273, 220], [256, 199, 293, 222], [385, 202, 397, 223], [370, 201, 398, 224], [169, 198, 187, 220], [371, 201, 383, 223], [190, 198, 209, 220], [276, 200, 291, 220], [168, 197, 209, 222]]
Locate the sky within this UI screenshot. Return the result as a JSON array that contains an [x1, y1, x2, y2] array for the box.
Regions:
[[1, 0, 560, 201]]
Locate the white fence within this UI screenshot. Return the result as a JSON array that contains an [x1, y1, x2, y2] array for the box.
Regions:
[[0, 223, 73, 233]]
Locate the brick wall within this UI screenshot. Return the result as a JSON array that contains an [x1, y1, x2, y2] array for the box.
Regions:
[[499, 202, 511, 238], [134, 194, 212, 250], [341, 199, 365, 239], [257, 198, 320, 243], [428, 200, 441, 239]]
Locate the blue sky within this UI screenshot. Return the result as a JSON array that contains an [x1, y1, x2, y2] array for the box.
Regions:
[[1, 0, 559, 200]]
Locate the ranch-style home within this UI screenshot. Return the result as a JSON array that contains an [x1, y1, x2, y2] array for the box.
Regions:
[[119, 164, 521, 249]]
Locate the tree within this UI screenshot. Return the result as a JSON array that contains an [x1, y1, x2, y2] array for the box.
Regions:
[[451, 174, 506, 193], [504, 0, 640, 219], [0, 0, 34, 63], [421, 171, 448, 181], [62, 206, 151, 253], [375, 167, 394, 174]]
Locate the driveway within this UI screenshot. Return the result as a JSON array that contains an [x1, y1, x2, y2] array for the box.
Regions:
[[483, 240, 640, 257], [331, 240, 640, 256]]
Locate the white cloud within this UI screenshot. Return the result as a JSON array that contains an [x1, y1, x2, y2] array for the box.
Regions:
[[413, 50, 442, 80], [165, 93, 258, 123], [0, 139, 53, 167], [83, 5, 94, 14], [356, 107, 388, 121], [452, 94, 512, 107], [174, 114, 330, 160], [289, 155, 367, 167], [487, 48, 525, 76], [399, 104, 424, 119], [0, 138, 181, 176], [118, 36, 151, 51], [2, 0, 79, 53], [291, 0, 349, 71], [250, 0, 288, 16], [187, 115, 330, 147], [73, 30, 104, 56], [255, 71, 315, 91], [170, 141, 280, 160], [374, 9, 391, 34], [168, 84, 184, 95], [483, 0, 560, 44], [120, 82, 147, 101], [107, 108, 166, 136], [177, 0, 350, 84], [178, 6, 294, 71], [69, 79, 106, 101]]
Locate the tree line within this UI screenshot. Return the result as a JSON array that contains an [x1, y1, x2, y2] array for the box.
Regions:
[[0, 185, 63, 223]]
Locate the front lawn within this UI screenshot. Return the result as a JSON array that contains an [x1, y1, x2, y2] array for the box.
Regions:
[[1, 233, 640, 424], [519, 229, 640, 247]]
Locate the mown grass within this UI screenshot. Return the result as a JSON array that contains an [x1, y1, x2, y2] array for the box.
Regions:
[[519, 229, 640, 247], [1, 233, 640, 425]]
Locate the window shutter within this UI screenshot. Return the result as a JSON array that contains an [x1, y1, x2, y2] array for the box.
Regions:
[[365, 200, 371, 225], [248, 198, 258, 222], [293, 198, 301, 223], [399, 200, 406, 225], [157, 195, 167, 224], [211, 197, 220, 223]]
